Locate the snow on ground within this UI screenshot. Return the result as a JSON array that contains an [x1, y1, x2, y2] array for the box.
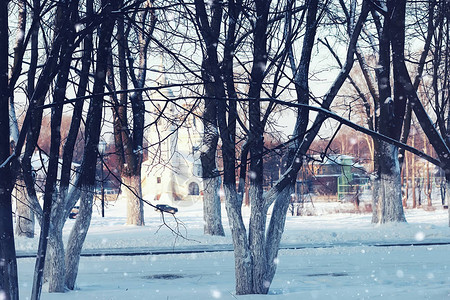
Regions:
[[15, 198, 450, 299]]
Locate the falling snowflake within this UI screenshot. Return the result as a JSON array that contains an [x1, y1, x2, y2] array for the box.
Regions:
[[210, 289, 221, 298], [74, 23, 82, 33], [256, 62, 266, 72], [414, 231, 425, 242]]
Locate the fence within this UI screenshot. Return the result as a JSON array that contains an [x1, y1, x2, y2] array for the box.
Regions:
[[337, 176, 370, 201]]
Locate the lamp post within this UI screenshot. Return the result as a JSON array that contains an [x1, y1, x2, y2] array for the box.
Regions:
[[98, 140, 107, 217]]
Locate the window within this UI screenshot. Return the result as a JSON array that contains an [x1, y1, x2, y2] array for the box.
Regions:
[[195, 164, 202, 177], [157, 177, 161, 184], [188, 182, 200, 195]]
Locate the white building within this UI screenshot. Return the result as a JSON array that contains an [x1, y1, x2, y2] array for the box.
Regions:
[[141, 65, 203, 205]]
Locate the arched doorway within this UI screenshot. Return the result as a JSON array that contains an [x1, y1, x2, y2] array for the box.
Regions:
[[188, 182, 200, 195]]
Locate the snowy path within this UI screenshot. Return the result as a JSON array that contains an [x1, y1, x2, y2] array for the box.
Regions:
[[17, 244, 450, 299], [14, 201, 450, 299], [16, 239, 450, 258]]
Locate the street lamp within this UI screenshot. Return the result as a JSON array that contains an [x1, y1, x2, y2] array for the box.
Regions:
[[98, 140, 107, 218]]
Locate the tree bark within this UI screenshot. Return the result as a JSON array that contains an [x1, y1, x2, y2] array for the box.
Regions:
[[63, 0, 119, 291], [370, 0, 407, 223], [403, 151, 409, 207], [31, 0, 78, 296], [0, 1, 19, 298], [65, 188, 94, 289], [447, 179, 450, 227], [124, 174, 145, 226], [411, 136, 417, 208], [14, 179, 34, 238], [10, 0, 35, 238], [200, 43, 224, 236], [36, 1, 79, 293], [424, 145, 432, 206], [223, 184, 252, 295], [45, 223, 65, 293], [20, 0, 42, 232], [193, 0, 254, 286], [202, 177, 224, 236], [264, 183, 292, 285], [112, 7, 148, 226], [64, 0, 94, 289], [378, 142, 405, 222]]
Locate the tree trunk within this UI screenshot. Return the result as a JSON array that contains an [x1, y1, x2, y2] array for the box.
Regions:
[[9, 0, 27, 240], [0, 3, 19, 297], [370, 0, 407, 223], [264, 184, 292, 288], [248, 182, 267, 294], [32, 1, 80, 295], [424, 144, 432, 206], [20, 0, 42, 235], [44, 185, 81, 293], [63, 0, 118, 288], [30, 4, 75, 295], [223, 184, 253, 295], [124, 174, 145, 226], [14, 180, 35, 238], [403, 151, 409, 207], [63, 1, 94, 289], [200, 57, 224, 236], [411, 137, 417, 208], [371, 140, 381, 223], [371, 176, 381, 223], [65, 189, 94, 290], [41, 0, 93, 291], [281, 0, 319, 239], [245, 0, 269, 293], [202, 177, 224, 236], [447, 179, 450, 227], [400, 160, 405, 207], [45, 224, 65, 293], [378, 142, 405, 223], [111, 10, 146, 226]]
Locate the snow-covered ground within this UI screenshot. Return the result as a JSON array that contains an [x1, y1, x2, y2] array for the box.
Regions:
[[15, 198, 450, 299]]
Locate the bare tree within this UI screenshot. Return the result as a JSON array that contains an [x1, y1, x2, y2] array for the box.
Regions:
[[64, 0, 119, 291], [30, 0, 83, 296], [1, 0, 121, 297], [8, 0, 35, 239], [0, 1, 19, 299], [194, 0, 225, 236], [193, 0, 369, 294], [418, 0, 450, 216], [109, 1, 156, 226], [63, 0, 95, 289], [200, 64, 225, 236], [367, 0, 407, 223], [334, 0, 440, 223]]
